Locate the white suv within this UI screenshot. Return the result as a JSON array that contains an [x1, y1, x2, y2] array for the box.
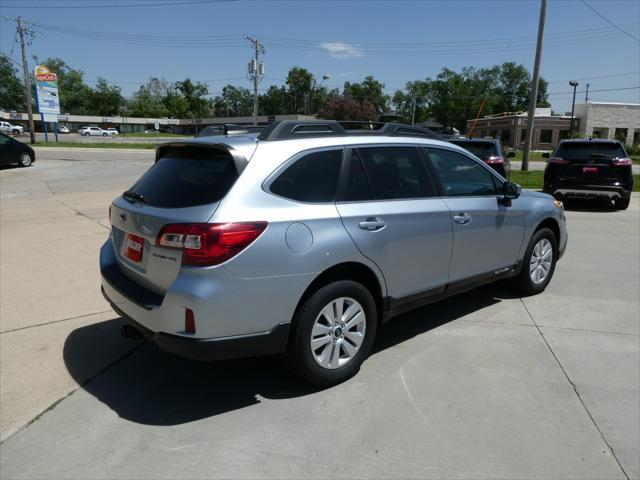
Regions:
[[79, 126, 108, 137], [0, 122, 24, 135]]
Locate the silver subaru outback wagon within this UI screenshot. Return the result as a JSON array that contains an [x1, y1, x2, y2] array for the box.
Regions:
[[101, 121, 568, 386]]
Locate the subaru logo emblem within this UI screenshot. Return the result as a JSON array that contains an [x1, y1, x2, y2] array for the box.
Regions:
[[119, 213, 127, 224]]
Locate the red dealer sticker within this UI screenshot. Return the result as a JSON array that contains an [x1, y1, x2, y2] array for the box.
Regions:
[[125, 234, 144, 262]]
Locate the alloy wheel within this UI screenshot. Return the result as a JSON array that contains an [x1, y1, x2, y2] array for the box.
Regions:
[[530, 238, 553, 285], [310, 297, 366, 369]]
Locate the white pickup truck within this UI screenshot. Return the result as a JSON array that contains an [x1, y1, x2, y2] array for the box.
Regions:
[[0, 122, 24, 135]]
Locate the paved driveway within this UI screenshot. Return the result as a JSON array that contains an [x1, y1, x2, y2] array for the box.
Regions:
[[0, 149, 638, 479]]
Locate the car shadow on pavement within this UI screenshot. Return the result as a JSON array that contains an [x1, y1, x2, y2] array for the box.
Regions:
[[63, 284, 510, 426]]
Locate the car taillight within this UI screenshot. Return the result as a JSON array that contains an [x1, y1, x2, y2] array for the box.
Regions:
[[548, 157, 570, 165], [486, 156, 504, 164], [612, 157, 632, 166], [156, 222, 267, 266]]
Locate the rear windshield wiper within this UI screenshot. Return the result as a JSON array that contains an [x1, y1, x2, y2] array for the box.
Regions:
[[123, 189, 146, 203]]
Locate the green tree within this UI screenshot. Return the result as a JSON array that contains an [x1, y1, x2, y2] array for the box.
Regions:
[[391, 80, 432, 124], [0, 54, 25, 111], [318, 96, 376, 121], [259, 85, 290, 115], [212, 85, 253, 117], [347, 76, 389, 116], [174, 78, 209, 118], [129, 79, 169, 118], [37, 58, 91, 114], [286, 67, 314, 114], [492, 62, 550, 112], [86, 77, 123, 116]]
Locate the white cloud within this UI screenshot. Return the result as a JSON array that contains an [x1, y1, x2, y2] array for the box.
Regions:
[[320, 42, 363, 59]]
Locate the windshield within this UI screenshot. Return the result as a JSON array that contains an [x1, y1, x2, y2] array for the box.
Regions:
[[450, 141, 497, 159], [556, 142, 627, 159]]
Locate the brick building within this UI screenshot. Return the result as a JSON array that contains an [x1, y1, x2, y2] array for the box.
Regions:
[[466, 102, 639, 150]]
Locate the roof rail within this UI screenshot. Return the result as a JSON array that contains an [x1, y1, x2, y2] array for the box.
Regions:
[[197, 124, 266, 138], [257, 120, 442, 141]]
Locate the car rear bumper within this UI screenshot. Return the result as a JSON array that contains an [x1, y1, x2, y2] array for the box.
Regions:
[[99, 237, 306, 361], [551, 183, 631, 200], [102, 286, 290, 361]]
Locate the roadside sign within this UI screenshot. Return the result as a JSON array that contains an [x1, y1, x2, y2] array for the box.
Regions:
[[34, 65, 61, 115], [42, 113, 58, 123], [154, 122, 159, 130]]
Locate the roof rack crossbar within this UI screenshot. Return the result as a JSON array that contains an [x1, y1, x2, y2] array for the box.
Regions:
[[257, 120, 442, 141]]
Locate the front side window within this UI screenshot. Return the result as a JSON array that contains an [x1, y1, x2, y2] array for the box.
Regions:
[[426, 148, 499, 197], [345, 146, 434, 201], [270, 149, 342, 203]]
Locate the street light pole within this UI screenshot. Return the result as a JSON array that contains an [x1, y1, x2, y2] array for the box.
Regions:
[[311, 74, 330, 115], [569, 80, 579, 135]]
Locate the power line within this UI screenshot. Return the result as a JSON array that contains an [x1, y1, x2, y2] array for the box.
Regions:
[[0, 0, 237, 9], [546, 71, 640, 84], [579, 0, 640, 42], [11, 18, 638, 54], [546, 86, 640, 96], [8, 28, 18, 61]]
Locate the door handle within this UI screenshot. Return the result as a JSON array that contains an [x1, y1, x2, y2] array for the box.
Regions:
[[453, 213, 472, 225], [359, 217, 386, 231]]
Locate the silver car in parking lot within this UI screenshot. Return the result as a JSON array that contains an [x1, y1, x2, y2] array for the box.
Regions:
[[101, 121, 568, 385]]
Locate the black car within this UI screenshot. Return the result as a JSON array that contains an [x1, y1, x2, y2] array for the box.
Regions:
[[0, 133, 35, 167], [448, 138, 514, 177], [543, 139, 633, 210]]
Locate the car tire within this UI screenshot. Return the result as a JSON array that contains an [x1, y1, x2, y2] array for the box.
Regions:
[[614, 196, 630, 210], [285, 280, 377, 386], [12, 129, 20, 135], [83, 132, 90, 137], [102, 132, 108, 137], [18, 152, 32, 167], [515, 227, 557, 295]]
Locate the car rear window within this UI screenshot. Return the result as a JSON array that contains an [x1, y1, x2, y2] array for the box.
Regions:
[[129, 146, 237, 208], [450, 141, 497, 159], [556, 142, 627, 159]]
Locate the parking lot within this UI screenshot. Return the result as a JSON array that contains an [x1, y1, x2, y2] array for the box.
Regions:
[[0, 147, 638, 479]]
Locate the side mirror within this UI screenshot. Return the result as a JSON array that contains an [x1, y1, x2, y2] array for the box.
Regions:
[[506, 151, 515, 158], [503, 181, 521, 200], [542, 152, 550, 158]]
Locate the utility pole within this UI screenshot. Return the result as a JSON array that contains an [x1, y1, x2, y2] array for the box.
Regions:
[[521, 0, 547, 171], [585, 83, 590, 103], [411, 97, 417, 125], [246, 36, 264, 126], [17, 17, 36, 144]]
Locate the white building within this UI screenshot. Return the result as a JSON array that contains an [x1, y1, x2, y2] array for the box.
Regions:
[[574, 101, 639, 146]]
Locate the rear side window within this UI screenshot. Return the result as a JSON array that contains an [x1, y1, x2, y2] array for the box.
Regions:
[[129, 147, 237, 208], [347, 146, 434, 201], [270, 149, 342, 203], [426, 148, 499, 197], [556, 142, 627, 159]]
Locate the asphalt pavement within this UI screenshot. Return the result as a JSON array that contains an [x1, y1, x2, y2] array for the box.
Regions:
[[0, 148, 638, 479]]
